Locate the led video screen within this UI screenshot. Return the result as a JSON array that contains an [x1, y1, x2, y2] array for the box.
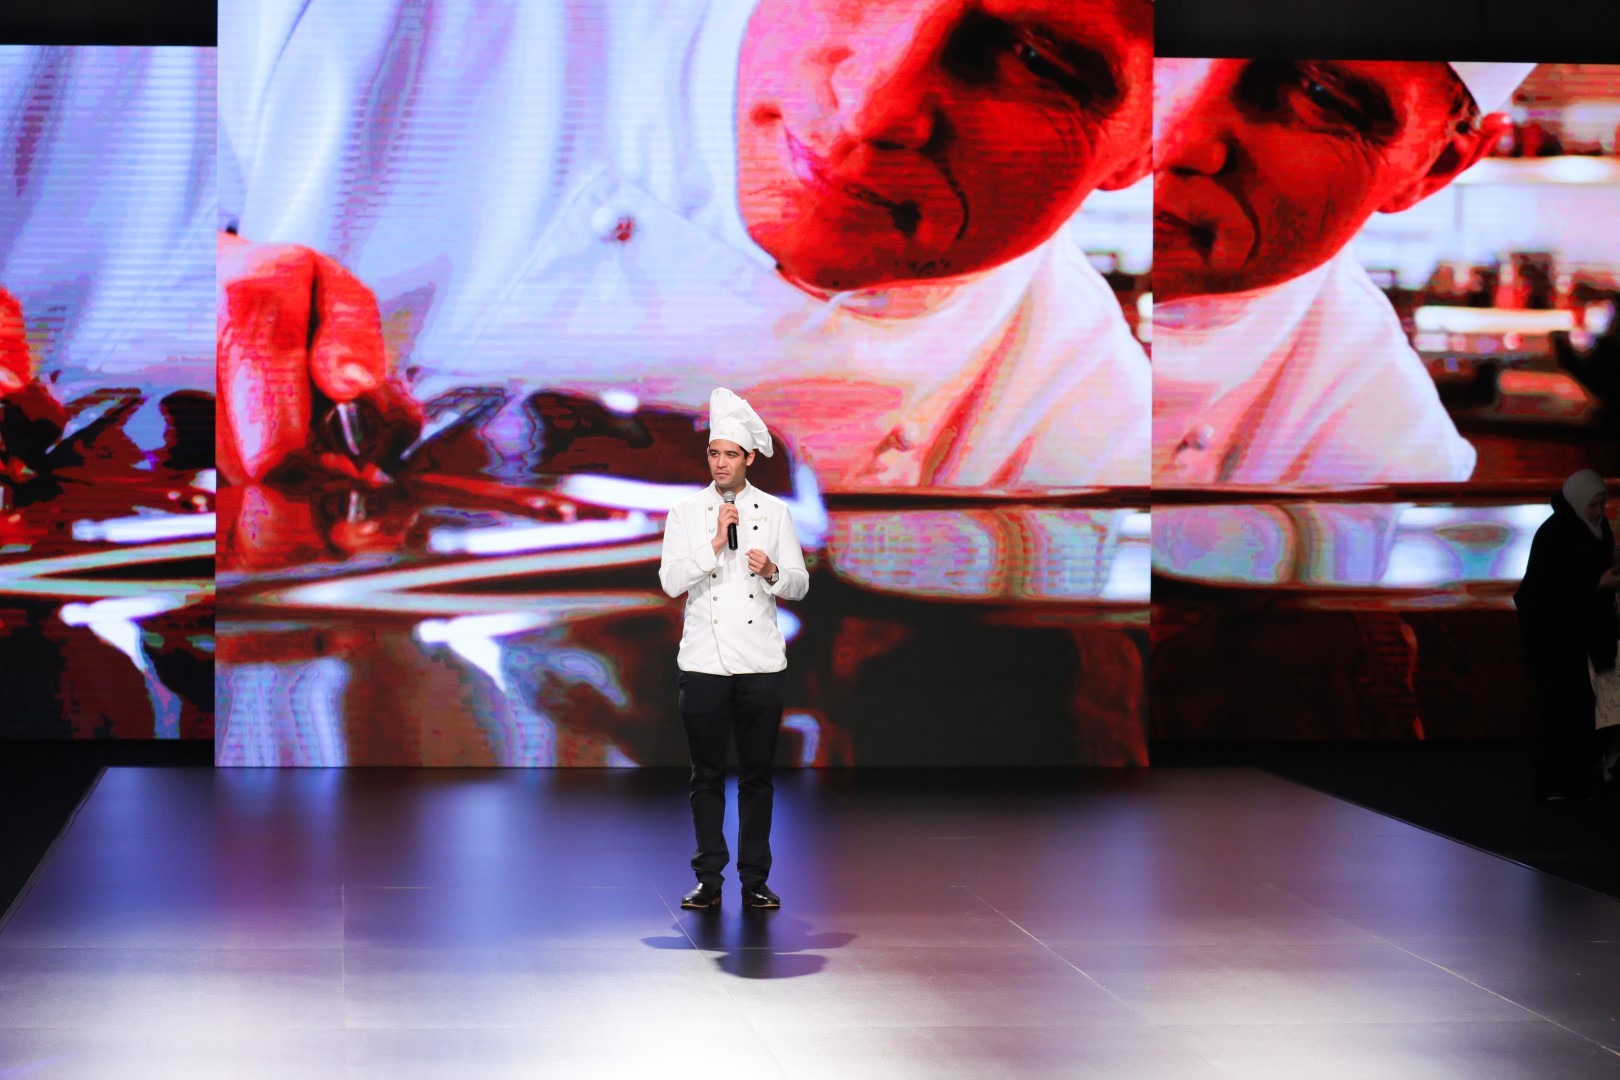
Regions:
[[1152, 59, 1620, 488], [213, 0, 1154, 766], [0, 46, 216, 739], [13, 29, 1608, 758], [1150, 60, 1620, 743]]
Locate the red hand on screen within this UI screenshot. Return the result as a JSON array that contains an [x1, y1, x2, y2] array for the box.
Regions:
[[0, 287, 69, 477], [0, 287, 31, 398], [216, 233, 421, 485]]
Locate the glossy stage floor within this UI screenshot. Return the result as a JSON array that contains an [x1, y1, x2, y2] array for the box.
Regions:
[[2, 768, 1618, 1079]]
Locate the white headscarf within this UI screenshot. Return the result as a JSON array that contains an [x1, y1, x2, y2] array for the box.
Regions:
[[1562, 468, 1607, 537], [709, 387, 773, 457]]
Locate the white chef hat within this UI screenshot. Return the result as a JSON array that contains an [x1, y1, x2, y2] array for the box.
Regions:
[[708, 387, 773, 458], [1447, 62, 1536, 114]]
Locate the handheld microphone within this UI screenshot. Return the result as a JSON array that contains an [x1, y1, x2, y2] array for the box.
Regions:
[[722, 490, 738, 551]]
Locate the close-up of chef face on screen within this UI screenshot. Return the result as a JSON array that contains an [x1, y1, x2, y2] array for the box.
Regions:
[[735, 0, 1153, 292], [1151, 59, 1620, 489]]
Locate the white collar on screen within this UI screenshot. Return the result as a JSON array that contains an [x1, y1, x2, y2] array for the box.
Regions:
[[689, 0, 774, 272], [1153, 255, 1338, 337]]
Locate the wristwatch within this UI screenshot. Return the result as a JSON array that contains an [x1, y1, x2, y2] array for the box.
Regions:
[[766, 567, 780, 585]]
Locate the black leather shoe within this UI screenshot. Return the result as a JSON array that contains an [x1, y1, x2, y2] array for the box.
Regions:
[[681, 882, 723, 909], [742, 883, 780, 909]]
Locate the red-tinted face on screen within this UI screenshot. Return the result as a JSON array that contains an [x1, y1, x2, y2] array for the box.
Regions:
[[736, 0, 1152, 293], [1153, 59, 1474, 302]]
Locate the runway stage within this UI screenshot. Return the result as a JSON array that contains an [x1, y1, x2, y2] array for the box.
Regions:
[[1, 768, 1618, 1079]]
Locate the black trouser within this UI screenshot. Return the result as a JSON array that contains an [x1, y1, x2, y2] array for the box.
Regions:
[[678, 670, 785, 888]]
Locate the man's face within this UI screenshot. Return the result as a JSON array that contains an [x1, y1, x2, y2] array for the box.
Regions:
[[709, 440, 754, 490], [736, 0, 1153, 293], [1154, 59, 1465, 301]]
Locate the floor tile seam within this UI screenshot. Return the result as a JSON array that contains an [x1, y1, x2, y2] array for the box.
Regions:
[[1248, 878, 1620, 1014], [653, 888, 701, 952], [1252, 879, 1527, 951], [958, 885, 1157, 1022], [1385, 942, 1620, 1058], [1145, 1016, 1619, 1066], [728, 991, 794, 1080], [1237, 880, 1409, 941], [1038, 941, 1592, 1030], [1046, 939, 1455, 958], [1147, 1017, 1612, 1032], [1254, 770, 1620, 904]]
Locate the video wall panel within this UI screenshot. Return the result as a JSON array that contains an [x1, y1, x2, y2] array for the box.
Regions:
[[0, 45, 216, 739], [210, 0, 1154, 765], [2, 7, 1616, 761], [1150, 59, 1620, 743]]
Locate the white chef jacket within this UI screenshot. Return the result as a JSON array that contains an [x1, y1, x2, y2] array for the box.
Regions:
[[218, 0, 1149, 489], [0, 47, 215, 395], [659, 481, 809, 675], [1153, 249, 1476, 486]]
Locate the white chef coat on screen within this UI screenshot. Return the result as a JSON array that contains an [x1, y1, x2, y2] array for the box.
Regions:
[[0, 47, 215, 394], [659, 481, 809, 675], [218, 0, 1150, 489], [1152, 249, 1476, 486]]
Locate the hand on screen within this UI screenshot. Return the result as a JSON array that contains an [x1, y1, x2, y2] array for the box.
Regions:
[[218, 481, 416, 573], [0, 287, 69, 476], [216, 233, 422, 485], [0, 287, 28, 397]]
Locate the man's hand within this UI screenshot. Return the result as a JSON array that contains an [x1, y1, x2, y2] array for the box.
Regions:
[[713, 501, 740, 554], [0, 287, 29, 398], [0, 287, 67, 475], [1600, 565, 1620, 590], [217, 232, 420, 485], [746, 548, 777, 580]]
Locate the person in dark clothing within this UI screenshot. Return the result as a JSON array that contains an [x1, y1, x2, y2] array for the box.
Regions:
[[1514, 469, 1620, 801]]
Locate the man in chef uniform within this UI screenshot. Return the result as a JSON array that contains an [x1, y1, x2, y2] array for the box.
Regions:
[[659, 388, 808, 909], [216, 0, 1153, 491], [1152, 60, 1535, 485]]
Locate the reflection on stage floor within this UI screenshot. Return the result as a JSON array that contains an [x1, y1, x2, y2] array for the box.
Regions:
[[1, 767, 1615, 1078], [216, 390, 1150, 767]]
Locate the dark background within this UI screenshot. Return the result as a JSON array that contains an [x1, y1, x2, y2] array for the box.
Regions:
[[1157, 0, 1620, 62], [0, 0, 212, 45]]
